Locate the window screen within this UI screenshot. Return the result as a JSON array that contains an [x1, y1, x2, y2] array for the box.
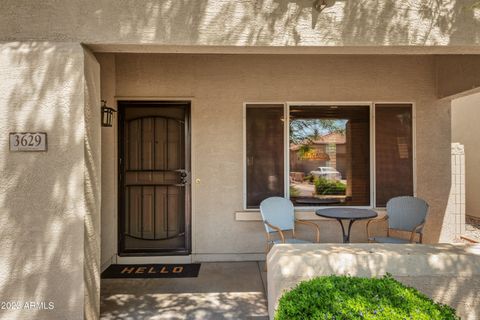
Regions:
[[246, 105, 285, 208], [375, 104, 414, 207]]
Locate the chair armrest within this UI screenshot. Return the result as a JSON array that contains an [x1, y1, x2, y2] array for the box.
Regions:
[[263, 221, 285, 243], [366, 215, 388, 240], [295, 219, 320, 243], [409, 221, 426, 243]]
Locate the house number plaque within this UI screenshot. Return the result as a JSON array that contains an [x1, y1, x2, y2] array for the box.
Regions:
[[9, 132, 47, 152]]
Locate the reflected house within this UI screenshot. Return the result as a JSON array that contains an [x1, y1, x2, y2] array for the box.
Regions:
[[0, 1, 479, 319], [289, 132, 349, 206], [285, 105, 371, 206], [290, 132, 347, 179]]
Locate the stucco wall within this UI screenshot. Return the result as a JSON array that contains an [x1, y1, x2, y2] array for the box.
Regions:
[[452, 92, 480, 218], [0, 1, 479, 48], [96, 53, 117, 271], [100, 54, 451, 259], [0, 42, 85, 319], [436, 55, 480, 98], [83, 49, 101, 320], [0, 42, 101, 320]]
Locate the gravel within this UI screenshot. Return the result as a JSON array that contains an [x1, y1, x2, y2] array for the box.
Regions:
[[464, 216, 480, 242]]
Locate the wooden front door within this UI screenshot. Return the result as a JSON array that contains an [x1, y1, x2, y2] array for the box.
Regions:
[[118, 101, 191, 255]]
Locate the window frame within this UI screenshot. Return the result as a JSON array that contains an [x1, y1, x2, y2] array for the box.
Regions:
[[373, 102, 417, 207], [243, 101, 416, 211], [243, 102, 287, 211]]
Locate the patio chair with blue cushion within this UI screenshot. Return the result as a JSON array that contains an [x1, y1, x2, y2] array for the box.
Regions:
[[260, 197, 320, 255], [366, 196, 429, 244]]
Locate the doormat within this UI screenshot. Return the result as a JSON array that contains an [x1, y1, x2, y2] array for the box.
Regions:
[[101, 264, 201, 279]]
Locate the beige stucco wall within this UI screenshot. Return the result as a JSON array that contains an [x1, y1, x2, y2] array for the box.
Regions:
[[98, 54, 452, 260], [83, 49, 101, 320], [1, 1, 480, 49], [452, 92, 480, 218], [96, 54, 117, 271], [436, 55, 480, 98], [0, 42, 101, 320]]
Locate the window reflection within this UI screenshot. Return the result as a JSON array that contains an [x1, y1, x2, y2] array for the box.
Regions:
[[289, 105, 370, 206]]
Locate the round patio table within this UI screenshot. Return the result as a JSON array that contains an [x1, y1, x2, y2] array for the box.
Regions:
[[315, 208, 378, 243]]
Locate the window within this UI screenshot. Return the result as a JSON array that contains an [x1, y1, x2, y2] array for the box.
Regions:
[[245, 104, 285, 208], [289, 105, 370, 206], [244, 103, 414, 209], [375, 104, 414, 207]]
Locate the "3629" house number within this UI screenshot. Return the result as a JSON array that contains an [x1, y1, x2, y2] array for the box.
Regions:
[[9, 132, 47, 152]]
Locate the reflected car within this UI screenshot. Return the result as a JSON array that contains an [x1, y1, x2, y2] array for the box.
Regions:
[[310, 167, 342, 180]]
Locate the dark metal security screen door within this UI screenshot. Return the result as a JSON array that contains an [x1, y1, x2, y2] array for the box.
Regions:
[[118, 101, 191, 255]]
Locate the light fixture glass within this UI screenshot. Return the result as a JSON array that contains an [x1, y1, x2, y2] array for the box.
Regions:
[[101, 100, 117, 127]]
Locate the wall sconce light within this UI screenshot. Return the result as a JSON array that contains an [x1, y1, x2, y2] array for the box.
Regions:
[[313, 0, 336, 12], [101, 100, 117, 127]]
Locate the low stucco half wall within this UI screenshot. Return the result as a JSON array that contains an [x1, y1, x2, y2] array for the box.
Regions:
[[267, 244, 480, 320]]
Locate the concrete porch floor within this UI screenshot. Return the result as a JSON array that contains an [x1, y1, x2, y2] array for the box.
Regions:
[[100, 262, 269, 320]]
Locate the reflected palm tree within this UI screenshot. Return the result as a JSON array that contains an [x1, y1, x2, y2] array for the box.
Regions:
[[290, 119, 346, 150]]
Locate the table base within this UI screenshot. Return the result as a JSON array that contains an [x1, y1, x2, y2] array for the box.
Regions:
[[336, 219, 355, 243]]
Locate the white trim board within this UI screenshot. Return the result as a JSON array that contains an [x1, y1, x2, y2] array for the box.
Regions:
[[235, 210, 387, 221], [116, 255, 193, 265]]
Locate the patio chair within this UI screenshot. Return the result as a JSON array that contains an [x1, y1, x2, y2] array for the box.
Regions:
[[260, 197, 320, 256], [366, 196, 429, 244]]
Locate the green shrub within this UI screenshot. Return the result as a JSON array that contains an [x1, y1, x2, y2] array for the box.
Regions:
[[275, 275, 459, 320], [305, 174, 315, 183], [314, 178, 346, 195], [290, 186, 300, 197]]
